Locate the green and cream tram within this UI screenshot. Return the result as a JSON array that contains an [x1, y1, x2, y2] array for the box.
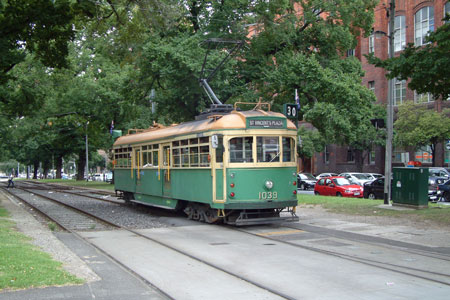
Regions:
[[112, 106, 299, 225]]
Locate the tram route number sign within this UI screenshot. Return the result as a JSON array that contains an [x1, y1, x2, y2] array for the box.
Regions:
[[284, 104, 298, 119]]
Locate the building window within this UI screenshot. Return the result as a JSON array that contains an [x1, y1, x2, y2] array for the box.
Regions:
[[445, 2, 450, 23], [394, 16, 406, 52], [415, 6, 434, 46], [346, 49, 355, 57], [415, 92, 434, 103], [368, 32, 375, 53], [368, 81, 375, 93], [346, 147, 355, 163], [324, 145, 330, 164], [394, 78, 406, 106]]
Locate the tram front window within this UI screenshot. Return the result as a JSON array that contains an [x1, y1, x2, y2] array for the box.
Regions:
[[257, 137, 280, 162], [282, 137, 294, 162], [229, 137, 253, 163]]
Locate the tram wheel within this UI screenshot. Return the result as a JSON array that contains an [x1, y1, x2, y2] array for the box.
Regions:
[[204, 208, 220, 224]]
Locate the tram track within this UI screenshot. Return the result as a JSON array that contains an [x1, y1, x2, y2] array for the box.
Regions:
[[233, 223, 450, 286], [3, 181, 450, 297], [2, 184, 294, 300]]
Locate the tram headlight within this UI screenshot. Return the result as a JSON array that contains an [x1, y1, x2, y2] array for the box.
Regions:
[[265, 180, 274, 190]]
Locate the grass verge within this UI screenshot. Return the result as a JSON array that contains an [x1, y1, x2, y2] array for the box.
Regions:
[[0, 205, 83, 290], [298, 194, 450, 226]]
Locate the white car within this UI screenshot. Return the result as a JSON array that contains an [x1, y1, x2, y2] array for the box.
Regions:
[[316, 173, 338, 180], [338, 172, 373, 186], [0, 176, 9, 182]]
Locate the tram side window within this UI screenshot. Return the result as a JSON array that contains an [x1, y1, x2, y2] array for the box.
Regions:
[[141, 144, 159, 167], [282, 137, 295, 162], [152, 145, 159, 166], [172, 138, 210, 167], [173, 149, 180, 167], [114, 148, 132, 168], [229, 137, 253, 163], [257, 136, 279, 162]]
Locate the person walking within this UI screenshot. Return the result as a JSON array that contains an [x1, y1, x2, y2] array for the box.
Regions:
[[7, 174, 14, 188]]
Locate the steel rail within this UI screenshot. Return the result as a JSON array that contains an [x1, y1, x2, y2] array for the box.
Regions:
[[1, 186, 173, 300], [231, 225, 450, 287]]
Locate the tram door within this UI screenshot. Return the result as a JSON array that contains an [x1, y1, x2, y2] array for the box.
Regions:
[[162, 144, 171, 197]]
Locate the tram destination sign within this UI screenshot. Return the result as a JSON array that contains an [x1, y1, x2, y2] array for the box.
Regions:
[[248, 118, 285, 129]]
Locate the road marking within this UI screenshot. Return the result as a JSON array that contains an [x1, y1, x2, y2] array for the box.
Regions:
[[257, 229, 304, 236]]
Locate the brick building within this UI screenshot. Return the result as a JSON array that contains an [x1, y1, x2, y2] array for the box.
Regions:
[[310, 0, 450, 175]]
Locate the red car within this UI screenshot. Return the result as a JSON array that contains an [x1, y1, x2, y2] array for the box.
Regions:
[[314, 176, 363, 198]]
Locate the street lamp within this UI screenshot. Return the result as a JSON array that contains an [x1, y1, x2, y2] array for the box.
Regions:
[[374, 0, 395, 205]]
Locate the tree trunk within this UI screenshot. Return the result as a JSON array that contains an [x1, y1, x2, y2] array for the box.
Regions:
[[56, 155, 63, 179], [43, 167, 49, 178], [77, 150, 86, 181], [355, 149, 364, 172], [431, 143, 436, 167], [33, 161, 39, 179]]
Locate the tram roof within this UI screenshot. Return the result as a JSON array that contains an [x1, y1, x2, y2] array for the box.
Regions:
[[113, 110, 297, 147]]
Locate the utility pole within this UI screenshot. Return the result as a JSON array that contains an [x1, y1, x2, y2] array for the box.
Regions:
[[384, 0, 395, 205]]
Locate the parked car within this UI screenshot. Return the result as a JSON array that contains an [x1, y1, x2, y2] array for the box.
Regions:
[[316, 173, 338, 180], [363, 177, 385, 200], [297, 173, 317, 190], [314, 176, 363, 198], [428, 172, 447, 201], [437, 179, 450, 202], [428, 167, 450, 180], [338, 172, 372, 186], [105, 172, 113, 183], [0, 175, 8, 182], [365, 173, 383, 180]]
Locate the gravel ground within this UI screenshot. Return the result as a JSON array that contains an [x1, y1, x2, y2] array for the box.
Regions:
[[25, 188, 177, 229], [0, 189, 99, 282]]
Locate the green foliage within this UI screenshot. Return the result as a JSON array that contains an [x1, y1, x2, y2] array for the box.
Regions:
[[1, 0, 381, 173], [394, 101, 450, 166], [0, 0, 76, 84], [395, 102, 450, 147], [298, 126, 325, 159]]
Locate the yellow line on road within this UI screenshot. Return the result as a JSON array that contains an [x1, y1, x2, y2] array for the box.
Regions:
[[257, 229, 304, 236]]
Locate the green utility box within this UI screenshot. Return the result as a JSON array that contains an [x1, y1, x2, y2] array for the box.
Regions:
[[392, 167, 428, 208]]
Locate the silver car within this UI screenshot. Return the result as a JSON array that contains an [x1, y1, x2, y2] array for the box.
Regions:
[[338, 172, 372, 186]]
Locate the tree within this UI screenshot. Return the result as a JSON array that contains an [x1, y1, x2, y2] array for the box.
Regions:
[[0, 0, 76, 84], [238, 0, 380, 170], [394, 102, 450, 167], [369, 16, 450, 100]]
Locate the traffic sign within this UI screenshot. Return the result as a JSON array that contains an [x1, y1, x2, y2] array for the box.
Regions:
[[446, 143, 450, 150], [284, 104, 298, 119]]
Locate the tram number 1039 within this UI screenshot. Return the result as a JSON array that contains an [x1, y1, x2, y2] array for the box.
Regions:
[[258, 191, 278, 200]]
